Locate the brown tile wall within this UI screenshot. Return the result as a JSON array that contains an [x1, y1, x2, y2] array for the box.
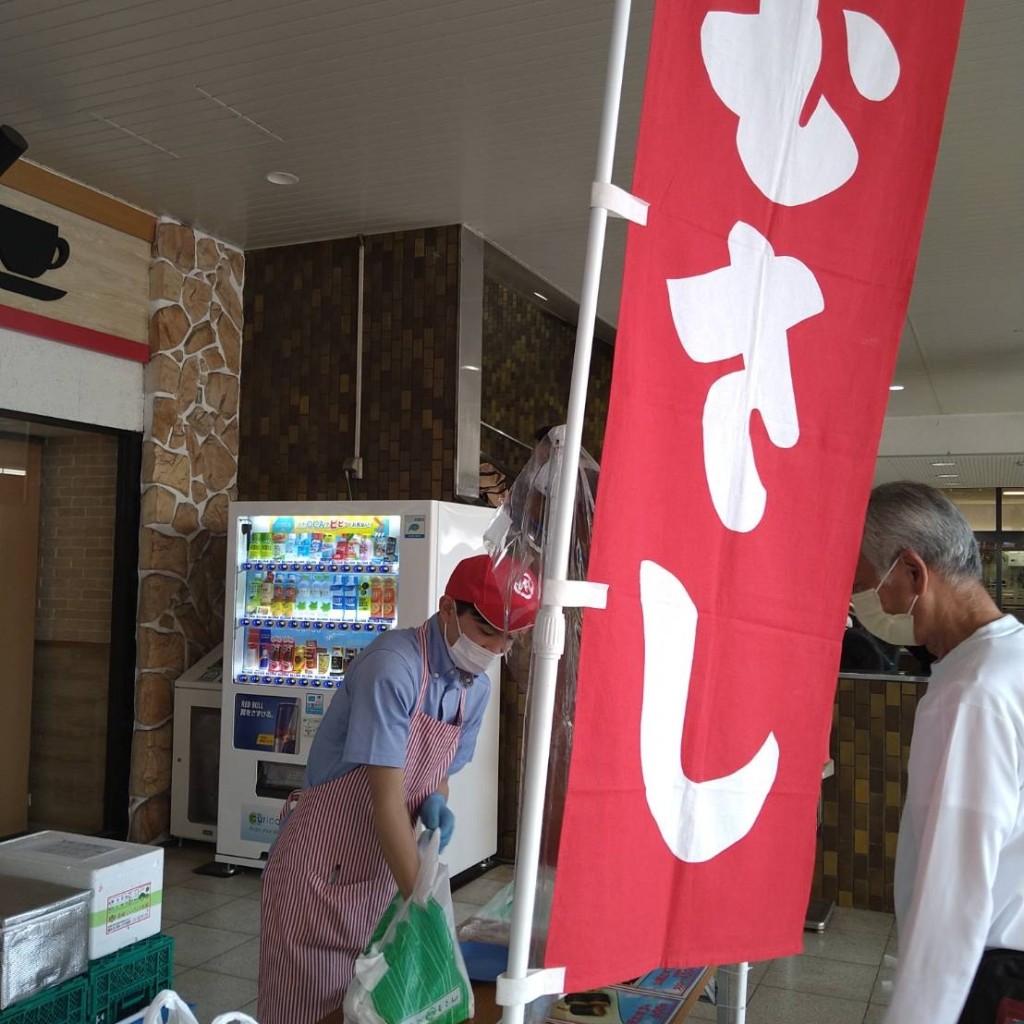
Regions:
[[35, 433, 117, 643], [480, 277, 613, 475], [238, 225, 462, 502], [811, 676, 926, 911]]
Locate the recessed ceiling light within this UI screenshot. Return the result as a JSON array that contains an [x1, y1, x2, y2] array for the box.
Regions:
[[937, 474, 960, 479], [889, 384, 905, 391], [266, 171, 299, 185], [1004, 490, 1024, 497], [533, 291, 548, 302], [931, 461, 956, 467]]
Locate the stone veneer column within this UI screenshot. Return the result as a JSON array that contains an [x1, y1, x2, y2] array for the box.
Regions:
[[129, 219, 244, 843]]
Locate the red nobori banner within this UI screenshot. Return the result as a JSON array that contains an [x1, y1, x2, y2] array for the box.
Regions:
[[545, 0, 964, 987]]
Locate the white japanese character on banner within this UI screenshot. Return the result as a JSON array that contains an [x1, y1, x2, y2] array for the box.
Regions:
[[702, 0, 900, 205], [640, 558, 779, 862], [666, 221, 824, 533]]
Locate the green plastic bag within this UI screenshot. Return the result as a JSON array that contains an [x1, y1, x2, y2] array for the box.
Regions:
[[344, 831, 474, 1024]]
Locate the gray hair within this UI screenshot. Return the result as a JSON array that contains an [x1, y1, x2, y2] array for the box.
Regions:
[[862, 481, 982, 582]]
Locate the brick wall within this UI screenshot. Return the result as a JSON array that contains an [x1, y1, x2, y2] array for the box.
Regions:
[[238, 225, 462, 502], [35, 433, 117, 643], [481, 277, 613, 473], [810, 676, 924, 911]]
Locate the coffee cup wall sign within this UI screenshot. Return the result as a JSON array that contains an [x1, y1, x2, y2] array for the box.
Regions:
[[0, 184, 149, 354], [0, 203, 71, 300]]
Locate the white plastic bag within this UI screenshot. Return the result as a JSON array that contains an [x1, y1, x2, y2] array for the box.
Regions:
[[142, 989, 261, 1024], [344, 831, 474, 1024]]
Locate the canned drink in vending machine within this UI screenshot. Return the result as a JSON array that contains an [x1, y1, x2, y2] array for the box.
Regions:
[[274, 701, 298, 754]]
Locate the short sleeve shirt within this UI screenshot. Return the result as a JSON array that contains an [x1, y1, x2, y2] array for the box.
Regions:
[[303, 614, 491, 787]]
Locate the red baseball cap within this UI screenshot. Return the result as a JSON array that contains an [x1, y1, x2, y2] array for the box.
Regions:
[[445, 555, 539, 633]]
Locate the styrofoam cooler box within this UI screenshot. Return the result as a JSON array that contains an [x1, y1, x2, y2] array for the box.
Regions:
[[0, 833, 162, 960]]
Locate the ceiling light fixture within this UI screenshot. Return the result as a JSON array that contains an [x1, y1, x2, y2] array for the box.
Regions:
[[931, 461, 955, 467], [889, 384, 905, 391], [937, 473, 960, 479], [266, 171, 299, 186], [1004, 490, 1024, 497], [533, 291, 548, 302]]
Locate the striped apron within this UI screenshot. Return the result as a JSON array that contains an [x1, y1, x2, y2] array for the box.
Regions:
[[257, 625, 465, 1024]]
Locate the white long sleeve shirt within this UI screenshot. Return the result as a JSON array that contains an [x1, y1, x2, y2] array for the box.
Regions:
[[884, 615, 1024, 1024]]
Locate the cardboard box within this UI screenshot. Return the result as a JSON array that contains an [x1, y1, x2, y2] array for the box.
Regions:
[[0, 833, 162, 960]]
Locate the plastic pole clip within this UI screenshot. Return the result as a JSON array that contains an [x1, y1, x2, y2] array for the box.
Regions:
[[590, 181, 649, 225], [543, 578, 609, 610], [496, 967, 568, 1007]]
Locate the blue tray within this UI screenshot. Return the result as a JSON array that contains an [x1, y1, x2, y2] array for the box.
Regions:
[[459, 941, 509, 982]]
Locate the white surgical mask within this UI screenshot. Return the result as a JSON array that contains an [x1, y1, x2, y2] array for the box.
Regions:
[[446, 615, 498, 676], [850, 557, 919, 647]]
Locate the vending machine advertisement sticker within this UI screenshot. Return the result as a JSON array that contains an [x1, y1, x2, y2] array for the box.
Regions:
[[303, 693, 325, 740], [403, 515, 426, 539], [241, 804, 284, 844], [233, 694, 299, 753]]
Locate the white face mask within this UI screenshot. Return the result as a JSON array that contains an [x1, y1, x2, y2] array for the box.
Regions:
[[850, 557, 919, 647], [446, 614, 498, 676]]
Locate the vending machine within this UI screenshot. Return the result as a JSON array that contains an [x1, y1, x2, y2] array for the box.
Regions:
[[215, 500, 500, 877]]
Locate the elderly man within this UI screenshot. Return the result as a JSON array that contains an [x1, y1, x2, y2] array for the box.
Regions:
[[851, 482, 1024, 1024]]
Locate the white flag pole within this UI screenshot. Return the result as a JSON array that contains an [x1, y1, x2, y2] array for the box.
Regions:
[[499, 2, 634, 1023]]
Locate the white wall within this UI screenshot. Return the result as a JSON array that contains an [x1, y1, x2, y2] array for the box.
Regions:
[[0, 327, 144, 432]]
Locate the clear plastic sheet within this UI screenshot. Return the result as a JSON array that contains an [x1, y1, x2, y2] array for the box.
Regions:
[[479, 425, 599, 1012]]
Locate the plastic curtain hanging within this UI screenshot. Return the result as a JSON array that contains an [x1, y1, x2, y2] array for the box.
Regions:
[[483, 425, 599, 988]]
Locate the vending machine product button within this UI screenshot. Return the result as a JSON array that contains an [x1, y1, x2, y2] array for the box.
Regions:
[[277, 619, 286, 627], [242, 562, 252, 571], [240, 617, 250, 626], [324, 681, 334, 689], [329, 564, 339, 572], [313, 621, 323, 630]]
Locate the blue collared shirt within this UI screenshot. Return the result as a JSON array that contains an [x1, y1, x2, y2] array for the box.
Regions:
[[303, 614, 491, 787]]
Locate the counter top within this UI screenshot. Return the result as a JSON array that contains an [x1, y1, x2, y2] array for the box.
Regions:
[[839, 671, 929, 683]]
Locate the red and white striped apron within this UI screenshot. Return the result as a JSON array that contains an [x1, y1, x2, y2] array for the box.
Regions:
[[257, 625, 465, 1024]]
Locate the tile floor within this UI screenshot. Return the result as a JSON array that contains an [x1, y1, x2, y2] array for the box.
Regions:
[[162, 841, 895, 1023]]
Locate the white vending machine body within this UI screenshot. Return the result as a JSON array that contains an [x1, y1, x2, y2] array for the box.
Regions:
[[170, 645, 223, 843], [215, 500, 499, 876]]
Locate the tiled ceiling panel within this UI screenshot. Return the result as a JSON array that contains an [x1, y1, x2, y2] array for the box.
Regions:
[[0, 0, 1019, 435]]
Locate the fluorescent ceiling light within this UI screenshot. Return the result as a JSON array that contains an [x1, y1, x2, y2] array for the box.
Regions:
[[931, 461, 956, 467], [889, 384, 905, 391], [266, 171, 299, 185], [1004, 490, 1024, 497], [937, 473, 960, 478], [533, 291, 548, 302], [0, 467, 26, 476]]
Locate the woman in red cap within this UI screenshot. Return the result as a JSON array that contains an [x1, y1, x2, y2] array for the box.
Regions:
[[258, 554, 538, 1024]]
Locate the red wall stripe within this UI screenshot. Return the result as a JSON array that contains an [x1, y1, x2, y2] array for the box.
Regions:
[[0, 303, 149, 364]]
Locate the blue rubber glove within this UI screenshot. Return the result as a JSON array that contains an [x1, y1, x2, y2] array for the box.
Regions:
[[418, 791, 456, 852]]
